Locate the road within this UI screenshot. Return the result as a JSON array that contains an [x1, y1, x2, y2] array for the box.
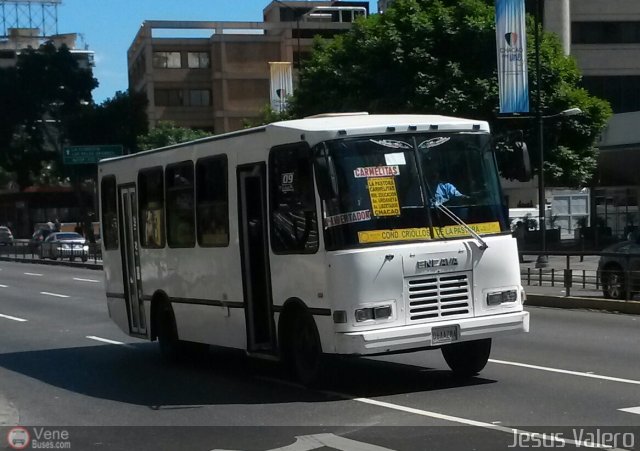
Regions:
[[0, 261, 639, 450]]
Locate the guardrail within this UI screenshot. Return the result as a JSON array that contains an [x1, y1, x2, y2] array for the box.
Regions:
[[520, 250, 639, 301], [0, 241, 102, 264]]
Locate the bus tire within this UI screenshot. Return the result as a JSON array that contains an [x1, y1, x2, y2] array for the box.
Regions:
[[285, 310, 323, 387], [441, 338, 491, 378], [157, 302, 183, 363]]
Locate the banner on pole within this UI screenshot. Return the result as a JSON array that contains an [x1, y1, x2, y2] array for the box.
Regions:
[[495, 0, 529, 114], [269, 62, 293, 113]]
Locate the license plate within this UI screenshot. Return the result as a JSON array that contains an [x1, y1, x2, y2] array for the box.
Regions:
[[432, 325, 459, 344]]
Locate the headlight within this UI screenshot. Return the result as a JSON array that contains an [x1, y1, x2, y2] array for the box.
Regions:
[[355, 305, 393, 322], [487, 290, 518, 306]]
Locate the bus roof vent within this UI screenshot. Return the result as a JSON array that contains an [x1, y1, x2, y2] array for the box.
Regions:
[[304, 112, 369, 118]]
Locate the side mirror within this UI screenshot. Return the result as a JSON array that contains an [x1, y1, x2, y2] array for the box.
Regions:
[[496, 140, 532, 182]]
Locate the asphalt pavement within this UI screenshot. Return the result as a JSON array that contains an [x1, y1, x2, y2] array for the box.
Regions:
[[0, 261, 639, 450]]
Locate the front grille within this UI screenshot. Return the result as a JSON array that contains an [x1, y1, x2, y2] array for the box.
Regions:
[[406, 272, 472, 321]]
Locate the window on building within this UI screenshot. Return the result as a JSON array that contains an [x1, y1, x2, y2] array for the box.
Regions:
[[187, 52, 210, 68], [189, 89, 211, 106], [155, 89, 184, 107], [582, 76, 640, 113], [101, 176, 118, 250], [138, 168, 165, 248], [153, 51, 181, 68], [196, 155, 229, 247], [572, 22, 640, 44], [166, 161, 195, 248], [269, 143, 318, 254]]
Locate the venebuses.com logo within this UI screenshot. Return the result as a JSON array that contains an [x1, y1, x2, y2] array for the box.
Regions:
[[7, 427, 30, 450], [6, 427, 72, 449]]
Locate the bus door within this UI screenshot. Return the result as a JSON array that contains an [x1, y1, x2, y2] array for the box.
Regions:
[[237, 163, 276, 353], [118, 184, 147, 336]]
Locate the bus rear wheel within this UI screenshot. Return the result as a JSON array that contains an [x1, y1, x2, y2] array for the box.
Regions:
[[441, 338, 491, 378], [285, 311, 323, 387]]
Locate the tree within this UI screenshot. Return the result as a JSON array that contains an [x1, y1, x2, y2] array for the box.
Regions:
[[289, 0, 611, 186], [0, 42, 98, 189], [67, 90, 149, 156], [137, 121, 212, 151]]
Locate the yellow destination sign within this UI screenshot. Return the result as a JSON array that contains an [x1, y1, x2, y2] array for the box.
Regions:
[[358, 222, 502, 244], [368, 177, 400, 216]]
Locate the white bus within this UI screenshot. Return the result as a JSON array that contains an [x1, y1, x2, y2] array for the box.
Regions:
[[99, 113, 529, 385]]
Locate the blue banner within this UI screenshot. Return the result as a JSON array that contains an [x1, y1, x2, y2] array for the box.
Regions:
[[495, 0, 529, 113]]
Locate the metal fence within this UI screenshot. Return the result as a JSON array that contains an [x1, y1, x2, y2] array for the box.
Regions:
[[0, 241, 102, 264], [520, 250, 640, 301]]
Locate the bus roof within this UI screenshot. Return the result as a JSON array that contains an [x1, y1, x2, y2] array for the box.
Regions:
[[271, 113, 489, 134], [98, 113, 489, 165]]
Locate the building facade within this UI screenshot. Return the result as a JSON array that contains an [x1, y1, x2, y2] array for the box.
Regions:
[[127, 1, 368, 134]]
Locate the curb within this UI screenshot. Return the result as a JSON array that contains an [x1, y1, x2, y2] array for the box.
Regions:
[[0, 256, 103, 270], [526, 293, 640, 315]]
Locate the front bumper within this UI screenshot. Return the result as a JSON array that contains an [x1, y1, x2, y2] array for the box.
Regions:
[[334, 311, 529, 355]]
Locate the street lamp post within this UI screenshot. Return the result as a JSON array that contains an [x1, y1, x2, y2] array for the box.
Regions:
[[534, 0, 547, 268]]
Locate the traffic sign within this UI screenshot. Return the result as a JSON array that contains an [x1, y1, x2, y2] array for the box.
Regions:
[[63, 145, 123, 165]]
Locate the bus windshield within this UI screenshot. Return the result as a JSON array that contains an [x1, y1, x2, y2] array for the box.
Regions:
[[314, 132, 508, 250]]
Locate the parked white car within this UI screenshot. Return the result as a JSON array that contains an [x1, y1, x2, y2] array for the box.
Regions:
[[40, 232, 89, 262], [0, 226, 13, 245]]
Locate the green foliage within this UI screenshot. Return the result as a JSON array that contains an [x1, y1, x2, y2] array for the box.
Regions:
[[289, 0, 611, 187], [137, 121, 213, 151], [0, 42, 98, 189], [67, 90, 149, 154], [243, 104, 297, 128]]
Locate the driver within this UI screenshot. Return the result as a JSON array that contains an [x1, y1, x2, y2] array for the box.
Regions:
[[425, 168, 465, 205]]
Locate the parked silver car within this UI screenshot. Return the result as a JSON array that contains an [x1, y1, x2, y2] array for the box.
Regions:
[[597, 235, 640, 299], [40, 232, 89, 262], [0, 226, 13, 245]]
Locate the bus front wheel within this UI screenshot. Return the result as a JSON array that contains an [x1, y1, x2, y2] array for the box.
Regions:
[[441, 338, 491, 378], [285, 310, 323, 387]]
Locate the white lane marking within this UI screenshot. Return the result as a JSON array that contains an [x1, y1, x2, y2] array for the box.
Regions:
[[0, 313, 27, 322], [40, 291, 70, 298], [619, 406, 640, 415], [73, 277, 100, 283], [86, 336, 126, 345], [260, 378, 627, 450], [349, 397, 625, 450], [24, 272, 43, 276], [0, 284, 7, 288], [489, 359, 640, 386]]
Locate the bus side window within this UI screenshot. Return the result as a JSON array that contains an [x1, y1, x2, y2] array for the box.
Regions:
[[101, 176, 118, 250], [166, 161, 196, 248], [138, 167, 165, 249], [269, 143, 319, 254], [196, 155, 229, 247]]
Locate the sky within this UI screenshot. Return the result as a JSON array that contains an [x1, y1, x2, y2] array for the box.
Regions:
[[56, 0, 378, 104]]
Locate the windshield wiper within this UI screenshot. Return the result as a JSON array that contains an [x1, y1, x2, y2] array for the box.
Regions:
[[435, 203, 488, 250]]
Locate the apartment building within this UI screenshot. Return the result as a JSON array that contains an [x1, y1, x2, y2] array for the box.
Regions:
[[127, 1, 368, 134], [0, 27, 94, 70]]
